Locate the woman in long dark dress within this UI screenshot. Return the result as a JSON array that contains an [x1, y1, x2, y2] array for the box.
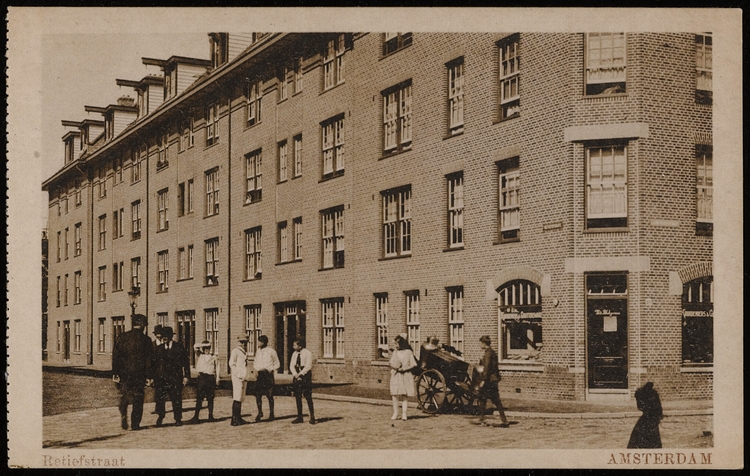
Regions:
[[627, 382, 663, 448]]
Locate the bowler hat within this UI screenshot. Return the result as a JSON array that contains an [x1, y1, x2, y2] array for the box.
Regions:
[[161, 326, 174, 339], [131, 314, 148, 326], [479, 335, 492, 345], [153, 324, 163, 335]]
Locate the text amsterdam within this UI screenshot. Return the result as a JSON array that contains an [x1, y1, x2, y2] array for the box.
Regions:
[[608, 452, 711, 465]]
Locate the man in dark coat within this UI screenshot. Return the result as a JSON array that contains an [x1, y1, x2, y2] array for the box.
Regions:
[[153, 326, 191, 426], [112, 313, 153, 431], [476, 335, 510, 427]]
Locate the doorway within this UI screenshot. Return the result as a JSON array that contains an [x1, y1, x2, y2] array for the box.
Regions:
[[274, 301, 306, 373], [585, 273, 628, 391]]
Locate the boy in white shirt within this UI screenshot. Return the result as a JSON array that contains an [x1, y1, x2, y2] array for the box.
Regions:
[[253, 335, 280, 421], [188, 341, 220, 424]]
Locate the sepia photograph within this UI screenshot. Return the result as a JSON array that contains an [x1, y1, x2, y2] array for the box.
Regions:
[[6, 7, 743, 469]]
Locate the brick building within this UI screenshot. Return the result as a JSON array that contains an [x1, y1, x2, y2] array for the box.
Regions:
[[42, 32, 713, 402]]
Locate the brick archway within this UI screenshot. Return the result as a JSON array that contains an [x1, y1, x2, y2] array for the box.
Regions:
[[491, 265, 550, 296], [677, 262, 713, 284]]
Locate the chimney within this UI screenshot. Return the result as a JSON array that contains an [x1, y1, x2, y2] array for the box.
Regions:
[[117, 95, 135, 107]]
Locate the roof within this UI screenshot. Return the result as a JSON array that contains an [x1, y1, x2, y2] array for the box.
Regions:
[[142, 55, 212, 69]]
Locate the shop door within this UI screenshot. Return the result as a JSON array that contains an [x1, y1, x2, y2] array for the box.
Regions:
[[587, 298, 628, 389], [63, 321, 71, 361], [275, 301, 306, 373]]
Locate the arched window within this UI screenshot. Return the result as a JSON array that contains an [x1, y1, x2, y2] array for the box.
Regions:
[[682, 276, 713, 365], [497, 280, 542, 361]]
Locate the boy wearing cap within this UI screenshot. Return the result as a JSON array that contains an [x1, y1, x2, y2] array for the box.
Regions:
[[229, 335, 251, 426], [476, 335, 510, 427], [188, 341, 220, 424]]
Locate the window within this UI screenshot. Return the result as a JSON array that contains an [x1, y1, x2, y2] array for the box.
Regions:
[[323, 34, 346, 90], [178, 182, 185, 216], [98, 266, 106, 301], [279, 67, 288, 101], [695, 33, 712, 102], [189, 118, 195, 148], [382, 187, 412, 257], [157, 133, 168, 168], [244, 305, 262, 357], [447, 173, 464, 248], [63, 274, 68, 306], [113, 208, 124, 239], [157, 250, 169, 292], [245, 227, 262, 279], [74, 271, 82, 304], [98, 215, 107, 250], [112, 316, 125, 348], [322, 116, 345, 178], [206, 103, 219, 146], [157, 189, 169, 231], [131, 200, 141, 239], [113, 261, 124, 292], [64, 227, 69, 259], [179, 247, 187, 280], [74, 178, 82, 207], [205, 309, 220, 355], [98, 165, 107, 198], [187, 179, 194, 214], [322, 298, 345, 358], [383, 81, 412, 154], [245, 149, 263, 204], [586, 144, 627, 228], [293, 57, 304, 94], [585, 33, 626, 95], [278, 140, 288, 182], [180, 121, 189, 152], [293, 217, 303, 260], [74, 223, 82, 256], [131, 257, 140, 289], [682, 276, 713, 365], [56, 276, 60, 307], [205, 238, 219, 286], [293, 134, 303, 177], [56, 322, 61, 352], [321, 207, 345, 269], [62, 195, 69, 215], [210, 33, 228, 69], [375, 293, 389, 359], [498, 157, 520, 241], [132, 149, 143, 184], [176, 311, 196, 366], [498, 36, 520, 119], [279, 218, 302, 263], [74, 320, 82, 353], [56, 231, 60, 262], [98, 318, 107, 353], [447, 58, 464, 134], [696, 146, 713, 235], [498, 280, 542, 360], [205, 168, 219, 216], [447, 287, 464, 355], [247, 80, 262, 126], [278, 221, 289, 263], [405, 291, 421, 357], [115, 156, 123, 184], [383, 32, 412, 56]]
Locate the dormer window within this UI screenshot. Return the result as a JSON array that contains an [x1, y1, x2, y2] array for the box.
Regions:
[[105, 113, 114, 141], [164, 67, 178, 101], [64, 139, 75, 164], [210, 33, 229, 69], [80, 127, 88, 150], [137, 88, 149, 118]]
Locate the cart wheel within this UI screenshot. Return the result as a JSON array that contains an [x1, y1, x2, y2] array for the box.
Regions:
[[446, 378, 475, 413], [416, 369, 447, 414]]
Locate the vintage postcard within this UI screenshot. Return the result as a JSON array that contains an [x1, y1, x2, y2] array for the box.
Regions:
[[7, 7, 743, 469]]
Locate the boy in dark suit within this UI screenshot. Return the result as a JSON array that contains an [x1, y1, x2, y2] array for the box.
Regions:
[[153, 326, 191, 426]]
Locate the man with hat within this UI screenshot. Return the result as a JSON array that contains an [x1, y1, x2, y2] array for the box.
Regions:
[[475, 335, 510, 427], [152, 325, 164, 348], [290, 338, 316, 424], [153, 326, 191, 426], [112, 313, 153, 431], [187, 340, 220, 424], [253, 335, 280, 421], [229, 335, 251, 426]]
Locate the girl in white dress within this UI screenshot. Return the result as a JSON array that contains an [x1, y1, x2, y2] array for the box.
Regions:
[[389, 334, 418, 420]]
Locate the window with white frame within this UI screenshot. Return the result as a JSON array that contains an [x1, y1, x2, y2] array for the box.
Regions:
[[278, 140, 288, 182], [98, 165, 107, 198], [56, 276, 60, 307], [383, 32, 412, 56], [321, 207, 345, 269], [322, 298, 345, 358], [382, 186, 412, 257], [176, 311, 196, 366], [447, 287, 464, 354], [157, 189, 169, 231], [695, 33, 712, 102], [179, 247, 187, 280], [112, 316, 125, 348], [247, 79, 262, 126], [115, 156, 124, 184], [131, 200, 141, 239], [74, 320, 82, 352], [323, 34, 346, 90], [210, 33, 228, 69], [205, 309, 219, 355], [382, 81, 412, 154], [98, 214, 107, 250], [498, 280, 542, 361], [498, 35, 520, 119], [279, 67, 288, 101], [63, 274, 68, 306], [293, 57, 304, 94], [206, 103, 220, 146], [447, 58, 464, 134], [278, 221, 289, 263], [74, 178, 82, 206], [132, 149, 143, 184], [447, 173, 464, 248], [245, 149, 263, 204], [64, 227, 69, 259], [244, 305, 262, 357], [98, 266, 106, 301], [157, 133, 168, 168], [98, 318, 107, 353], [293, 134, 303, 177], [114, 207, 124, 239], [205, 238, 219, 286], [74, 223, 82, 256], [56, 321, 61, 352], [157, 250, 169, 292], [62, 195, 69, 215], [498, 157, 520, 241], [586, 144, 627, 229], [156, 312, 169, 328], [696, 145, 713, 235], [245, 227, 262, 279], [189, 117, 195, 148], [405, 291, 421, 357], [178, 182, 186, 216], [74, 271, 82, 304], [113, 261, 124, 292], [187, 179, 194, 214], [682, 276, 713, 365], [131, 257, 140, 289], [322, 116, 345, 178], [56, 231, 60, 262], [375, 293, 389, 359], [205, 168, 219, 216], [585, 33, 626, 95], [188, 245, 194, 278], [293, 217, 303, 260]]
